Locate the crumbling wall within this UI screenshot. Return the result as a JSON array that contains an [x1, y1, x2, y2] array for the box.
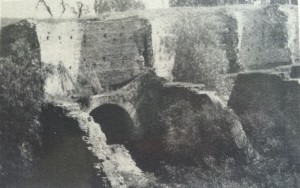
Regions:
[[161, 84, 254, 160], [83, 70, 254, 173], [34, 17, 152, 98], [42, 103, 151, 188], [151, 18, 175, 80], [237, 7, 291, 69], [3, 6, 299, 96], [280, 5, 299, 64], [148, 5, 299, 81], [228, 72, 300, 164], [78, 17, 152, 91], [35, 20, 83, 97], [228, 73, 285, 114]]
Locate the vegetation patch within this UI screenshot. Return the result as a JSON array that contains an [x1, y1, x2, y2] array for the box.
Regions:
[[94, 0, 145, 14], [221, 13, 243, 73], [0, 21, 52, 184], [239, 110, 300, 188], [156, 98, 299, 187], [165, 12, 228, 90], [156, 100, 245, 186]]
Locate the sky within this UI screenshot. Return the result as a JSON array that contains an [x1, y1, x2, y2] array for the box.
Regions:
[[1, 0, 37, 18], [0, 0, 170, 19]]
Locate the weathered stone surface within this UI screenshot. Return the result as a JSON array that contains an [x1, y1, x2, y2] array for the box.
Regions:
[[161, 83, 255, 160], [0, 20, 39, 58], [94, 6, 298, 81], [290, 65, 300, 78], [228, 73, 285, 114], [228, 72, 300, 164], [82, 70, 254, 166], [137, 5, 299, 80], [31, 17, 153, 97], [3, 6, 298, 96], [56, 102, 150, 188], [4, 14, 294, 187]]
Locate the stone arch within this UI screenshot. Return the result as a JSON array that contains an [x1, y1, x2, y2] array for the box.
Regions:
[[87, 96, 141, 144], [90, 104, 136, 145], [86, 96, 140, 128]]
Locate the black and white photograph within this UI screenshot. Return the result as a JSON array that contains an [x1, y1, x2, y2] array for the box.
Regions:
[[0, 0, 299, 187]]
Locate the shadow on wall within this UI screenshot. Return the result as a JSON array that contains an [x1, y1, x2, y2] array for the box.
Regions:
[[90, 104, 135, 145]]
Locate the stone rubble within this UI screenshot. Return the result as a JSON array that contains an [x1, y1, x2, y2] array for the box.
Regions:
[[54, 102, 150, 188]]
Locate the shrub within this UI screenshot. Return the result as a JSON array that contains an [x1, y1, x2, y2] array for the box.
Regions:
[[169, 0, 220, 6], [240, 111, 300, 188], [94, 0, 145, 14], [0, 22, 50, 184], [263, 5, 292, 63], [166, 13, 228, 90], [160, 163, 246, 188], [76, 60, 103, 96], [159, 102, 300, 187], [240, 111, 286, 156], [160, 100, 242, 164], [0, 56, 49, 182], [221, 14, 243, 73], [76, 95, 91, 109]]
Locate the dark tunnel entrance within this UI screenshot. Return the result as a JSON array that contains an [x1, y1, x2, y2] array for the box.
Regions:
[[90, 104, 134, 145], [89, 104, 164, 174]]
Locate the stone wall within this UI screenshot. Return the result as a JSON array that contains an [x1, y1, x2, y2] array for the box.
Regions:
[[160, 83, 254, 160], [34, 17, 152, 97], [237, 6, 298, 69], [83, 70, 254, 163], [35, 20, 82, 96], [228, 72, 300, 164], [78, 17, 152, 90], [2, 6, 299, 93], [146, 6, 299, 81], [30, 6, 300, 95]]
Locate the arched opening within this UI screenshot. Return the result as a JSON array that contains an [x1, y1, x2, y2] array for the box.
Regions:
[[89, 103, 168, 175], [90, 104, 134, 145]]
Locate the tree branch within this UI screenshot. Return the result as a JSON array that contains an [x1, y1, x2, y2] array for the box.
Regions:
[[36, 0, 53, 17], [77, 2, 84, 18], [60, 0, 67, 17]]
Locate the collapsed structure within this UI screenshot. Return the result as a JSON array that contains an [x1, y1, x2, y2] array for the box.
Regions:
[[1, 5, 299, 187]]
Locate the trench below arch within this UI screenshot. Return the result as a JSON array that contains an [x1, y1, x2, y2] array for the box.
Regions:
[[89, 103, 165, 174], [90, 104, 136, 145]]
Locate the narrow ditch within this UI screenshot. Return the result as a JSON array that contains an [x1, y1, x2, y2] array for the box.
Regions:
[[89, 104, 165, 175], [30, 103, 165, 187], [29, 105, 105, 188]]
